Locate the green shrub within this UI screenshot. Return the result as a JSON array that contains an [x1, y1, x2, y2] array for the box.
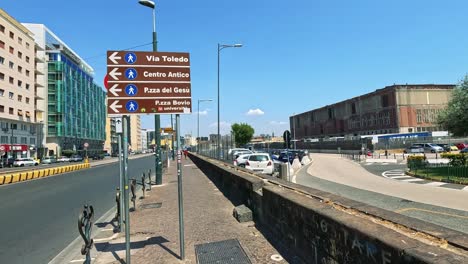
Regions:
[[407, 155, 426, 168], [62, 149, 75, 157], [441, 153, 467, 166]]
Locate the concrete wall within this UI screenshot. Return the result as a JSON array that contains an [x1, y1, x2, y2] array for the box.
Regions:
[[189, 153, 468, 263]]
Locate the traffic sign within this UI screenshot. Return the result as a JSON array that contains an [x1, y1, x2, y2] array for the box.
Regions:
[[115, 117, 123, 133], [283, 130, 291, 148], [106, 51, 191, 116], [84, 142, 89, 148], [0, 146, 5, 152]]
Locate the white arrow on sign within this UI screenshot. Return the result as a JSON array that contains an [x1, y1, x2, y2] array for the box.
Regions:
[[109, 68, 122, 80], [109, 52, 121, 64], [110, 100, 122, 113], [109, 84, 122, 97]]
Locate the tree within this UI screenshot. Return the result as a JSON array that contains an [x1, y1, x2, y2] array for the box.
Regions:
[[437, 75, 468, 137], [231, 123, 255, 147]]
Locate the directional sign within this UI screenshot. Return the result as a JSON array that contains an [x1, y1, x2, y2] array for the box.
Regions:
[[115, 117, 123, 133], [106, 51, 191, 115], [108, 98, 192, 115]]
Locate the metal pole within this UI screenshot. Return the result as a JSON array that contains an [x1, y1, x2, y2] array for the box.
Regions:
[[171, 115, 175, 160], [217, 44, 221, 160], [123, 116, 130, 264], [118, 134, 123, 230], [197, 100, 200, 154], [176, 114, 185, 260]]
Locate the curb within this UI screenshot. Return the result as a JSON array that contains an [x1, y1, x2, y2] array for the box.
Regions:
[[0, 163, 91, 185]]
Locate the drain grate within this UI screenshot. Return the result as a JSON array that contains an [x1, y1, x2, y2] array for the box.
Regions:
[[140, 203, 162, 210], [195, 239, 251, 264]]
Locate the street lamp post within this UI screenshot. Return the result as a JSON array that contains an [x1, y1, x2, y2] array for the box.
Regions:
[[197, 99, 212, 153], [217, 43, 242, 159], [139, 0, 162, 185]]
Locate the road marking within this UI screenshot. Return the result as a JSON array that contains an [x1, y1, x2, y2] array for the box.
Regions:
[[395, 208, 468, 219], [70, 258, 95, 263], [401, 178, 425, 182], [381, 163, 389, 165], [101, 228, 114, 231], [390, 176, 413, 179], [425, 182, 446, 186], [462, 186, 468, 192]]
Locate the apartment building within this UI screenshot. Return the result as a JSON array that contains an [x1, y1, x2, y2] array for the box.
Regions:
[[291, 84, 455, 140], [23, 23, 106, 156], [129, 115, 141, 152], [104, 117, 118, 154], [0, 9, 40, 159]]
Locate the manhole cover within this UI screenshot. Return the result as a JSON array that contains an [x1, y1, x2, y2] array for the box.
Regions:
[[195, 239, 251, 264], [140, 203, 162, 210]]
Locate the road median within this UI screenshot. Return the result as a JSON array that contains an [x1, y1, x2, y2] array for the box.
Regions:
[[0, 163, 91, 186]]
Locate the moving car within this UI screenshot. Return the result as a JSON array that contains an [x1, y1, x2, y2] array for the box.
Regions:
[[245, 153, 274, 175], [69, 155, 83, 162], [13, 158, 39, 167], [41, 156, 57, 164]]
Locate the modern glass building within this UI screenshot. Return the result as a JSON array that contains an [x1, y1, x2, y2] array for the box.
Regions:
[[24, 24, 106, 156]]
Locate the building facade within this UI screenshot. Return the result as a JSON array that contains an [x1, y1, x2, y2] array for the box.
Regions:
[[104, 117, 118, 154], [24, 23, 106, 156], [141, 128, 148, 151], [0, 9, 41, 159], [129, 115, 141, 152], [291, 84, 455, 140]]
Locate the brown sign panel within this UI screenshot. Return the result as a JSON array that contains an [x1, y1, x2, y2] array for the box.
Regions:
[[107, 83, 191, 98], [107, 98, 192, 115], [107, 67, 191, 82], [107, 51, 190, 66]]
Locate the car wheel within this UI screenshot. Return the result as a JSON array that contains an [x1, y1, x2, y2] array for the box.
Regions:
[[20, 164, 24, 167], [34, 163, 38, 166], [431, 150, 435, 153], [239, 164, 245, 168]]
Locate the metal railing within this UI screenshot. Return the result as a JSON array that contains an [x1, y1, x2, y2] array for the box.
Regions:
[[78, 204, 94, 264]]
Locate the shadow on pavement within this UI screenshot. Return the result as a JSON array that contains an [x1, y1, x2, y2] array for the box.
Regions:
[[94, 236, 179, 259]]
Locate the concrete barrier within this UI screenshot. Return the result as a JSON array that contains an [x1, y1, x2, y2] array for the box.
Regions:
[[20, 173, 27, 181], [189, 153, 468, 263]]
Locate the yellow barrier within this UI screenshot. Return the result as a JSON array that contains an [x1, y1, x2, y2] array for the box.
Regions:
[[0, 175, 4, 185], [27, 172, 33, 180], [3, 175, 11, 184], [20, 173, 27, 181], [48, 169, 53, 175], [33, 171, 39, 179], [12, 174, 20, 183]]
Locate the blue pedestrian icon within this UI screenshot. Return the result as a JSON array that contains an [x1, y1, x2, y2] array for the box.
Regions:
[[126, 100, 138, 112], [125, 68, 137, 80], [125, 84, 138, 96], [125, 52, 136, 64]]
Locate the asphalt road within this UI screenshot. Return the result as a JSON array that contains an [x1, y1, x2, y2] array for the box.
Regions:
[[0, 155, 154, 264], [360, 163, 407, 177]]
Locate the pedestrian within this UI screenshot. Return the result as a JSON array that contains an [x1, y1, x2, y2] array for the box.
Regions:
[[183, 149, 188, 159]]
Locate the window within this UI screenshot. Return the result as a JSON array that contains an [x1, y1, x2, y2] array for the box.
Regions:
[[18, 51, 22, 59], [0, 56, 4, 64], [9, 77, 13, 84], [9, 31, 14, 39], [0, 89, 4, 96], [9, 107, 13, 115], [11, 136, 17, 144], [0, 72, 4, 80], [25, 84, 30, 90], [351, 102, 356, 114], [26, 42, 30, 49], [25, 56, 30, 63], [381, 95, 389, 107], [30, 138, 35, 145], [25, 97, 30, 104], [0, 40, 4, 49], [18, 37, 22, 44], [0, 136, 7, 144], [18, 95, 22, 102], [26, 70, 30, 77], [9, 46, 14, 54], [9, 92, 13, 99], [17, 80, 22, 88], [18, 66, 22, 73], [0, 24, 4, 33], [21, 137, 27, 144], [0, 105, 4, 112], [9, 61, 14, 69]]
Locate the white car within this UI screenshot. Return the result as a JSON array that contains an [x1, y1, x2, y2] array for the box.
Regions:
[[57, 156, 70, 162], [245, 153, 274, 175], [229, 148, 250, 155], [233, 153, 252, 167], [13, 158, 39, 167]]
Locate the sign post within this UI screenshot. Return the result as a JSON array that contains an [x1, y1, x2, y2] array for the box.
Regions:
[[176, 114, 185, 259]]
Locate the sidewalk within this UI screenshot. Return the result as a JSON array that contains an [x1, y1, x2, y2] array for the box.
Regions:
[[92, 157, 285, 263]]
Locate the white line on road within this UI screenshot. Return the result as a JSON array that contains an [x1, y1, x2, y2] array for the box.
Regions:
[[402, 178, 425, 182], [70, 258, 95, 263], [425, 182, 446, 186], [462, 186, 468, 192], [385, 173, 406, 176], [391, 176, 413, 179]]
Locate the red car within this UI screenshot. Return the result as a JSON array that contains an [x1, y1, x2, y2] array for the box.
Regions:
[[455, 143, 468, 150]]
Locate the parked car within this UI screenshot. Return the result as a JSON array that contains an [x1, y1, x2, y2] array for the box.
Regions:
[[1, 157, 15, 168], [436, 143, 459, 152], [461, 148, 468, 153], [92, 154, 105, 160], [403, 145, 424, 154], [233, 153, 252, 167], [41, 156, 57, 164], [422, 143, 444, 153], [57, 156, 70, 162], [456, 143, 468, 150], [228, 148, 250, 155], [13, 158, 39, 167], [69, 155, 83, 162], [233, 150, 253, 160], [245, 153, 274, 175]]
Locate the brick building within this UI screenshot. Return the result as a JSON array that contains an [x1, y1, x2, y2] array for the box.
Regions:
[[291, 84, 455, 140]]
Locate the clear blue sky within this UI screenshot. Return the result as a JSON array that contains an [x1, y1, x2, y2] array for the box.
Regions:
[[3, 0, 468, 138]]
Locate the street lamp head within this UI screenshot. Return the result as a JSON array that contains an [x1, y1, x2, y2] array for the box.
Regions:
[[233, 44, 243, 47], [199, 99, 213, 102], [138, 0, 155, 9]]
